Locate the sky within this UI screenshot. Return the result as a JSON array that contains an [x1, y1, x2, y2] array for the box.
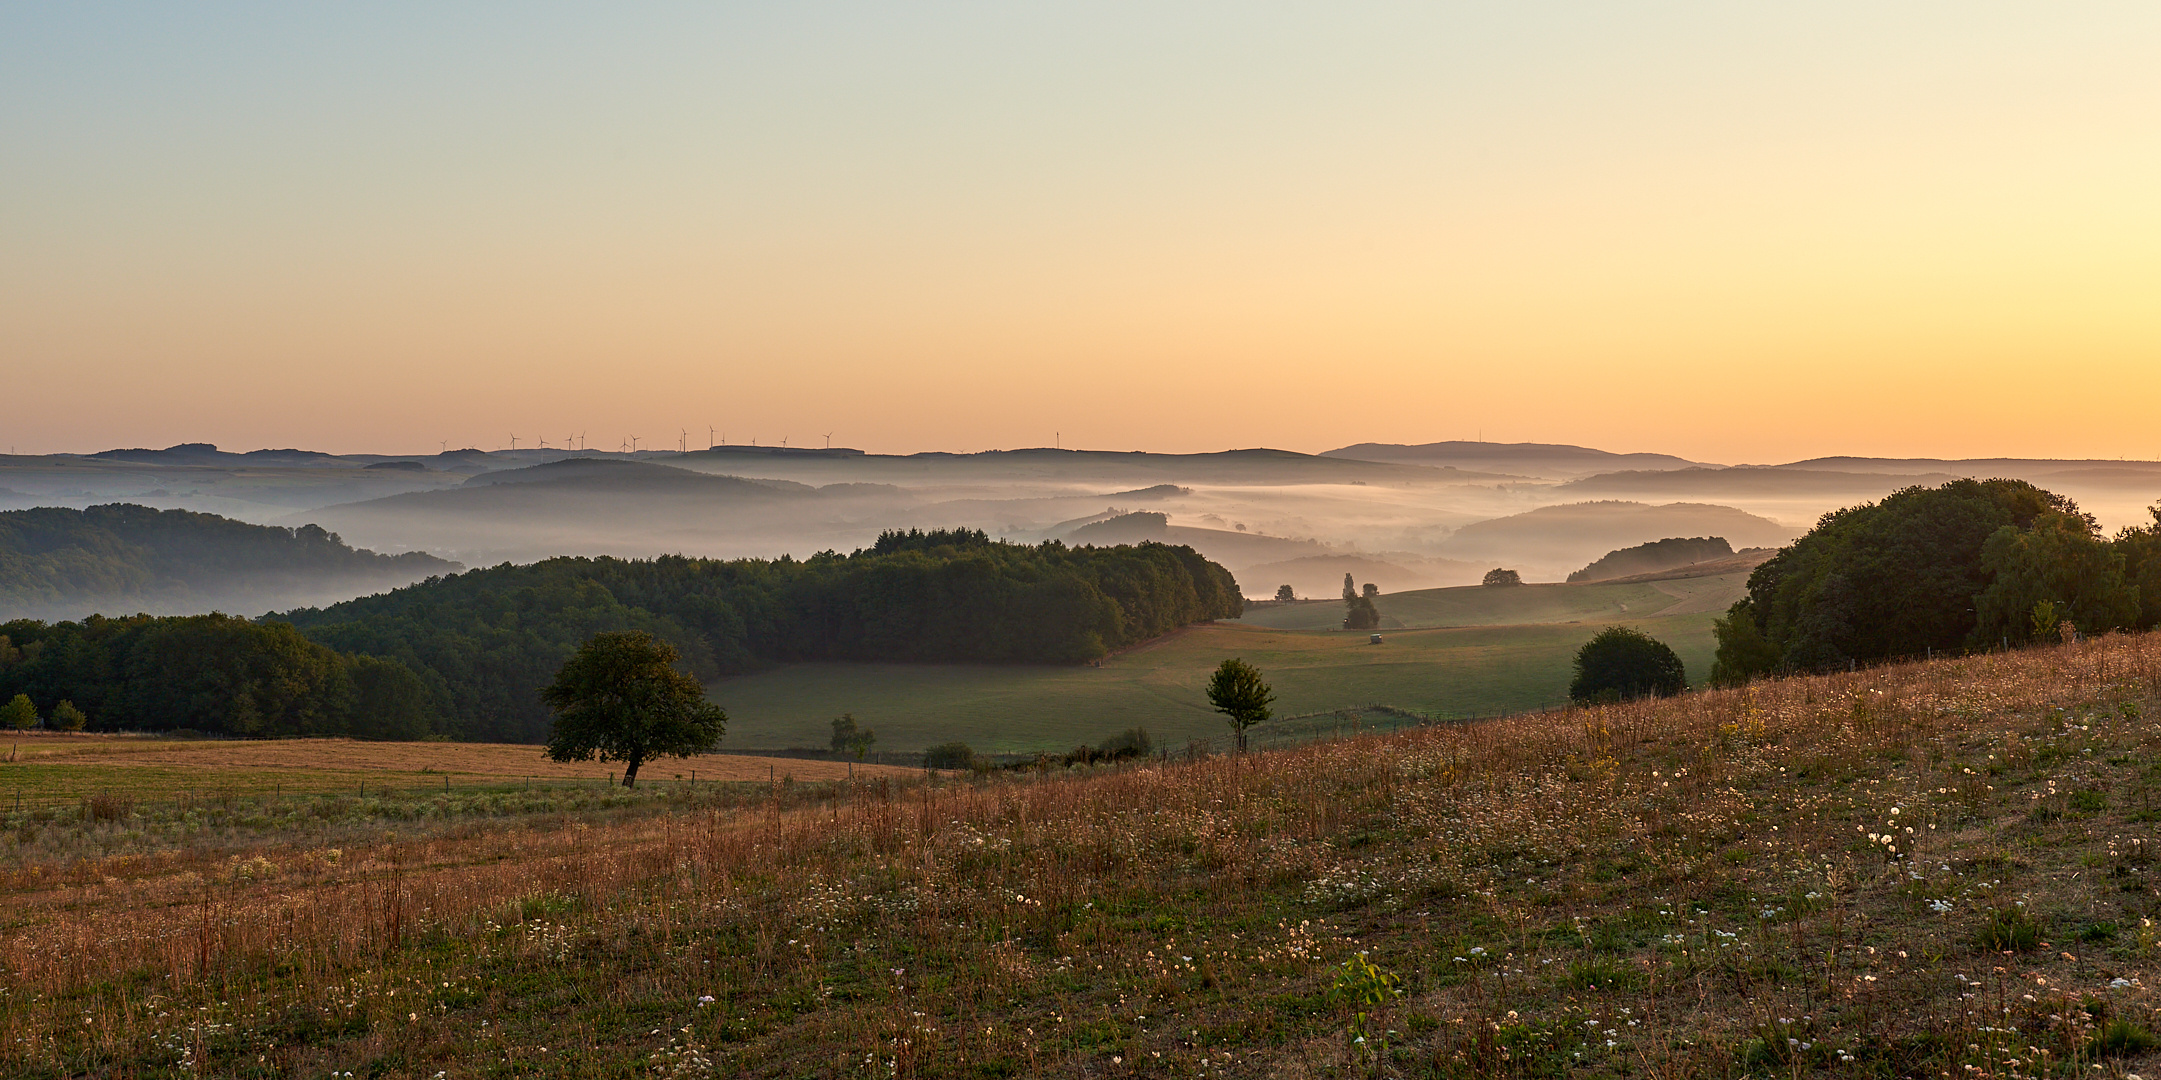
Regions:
[[4, 2, 2159, 463]]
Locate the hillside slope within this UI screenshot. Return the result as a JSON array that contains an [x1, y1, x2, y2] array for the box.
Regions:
[[7, 635, 2157, 1076], [0, 503, 457, 620]]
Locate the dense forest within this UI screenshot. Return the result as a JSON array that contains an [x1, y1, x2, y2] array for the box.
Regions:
[[0, 531, 1240, 741], [0, 504, 456, 620], [0, 614, 440, 739], [276, 530, 1240, 741], [1567, 535, 1732, 582], [1712, 480, 2161, 683]]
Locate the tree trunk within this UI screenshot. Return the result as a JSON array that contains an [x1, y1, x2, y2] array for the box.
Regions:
[[622, 756, 642, 788]]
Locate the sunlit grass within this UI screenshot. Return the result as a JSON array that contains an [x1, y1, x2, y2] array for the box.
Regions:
[[1, 633, 2158, 1077]]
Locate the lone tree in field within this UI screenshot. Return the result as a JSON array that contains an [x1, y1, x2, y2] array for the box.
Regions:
[[1568, 626, 1687, 704], [1483, 568, 1523, 587], [542, 631, 725, 788], [1275, 584, 1296, 602], [830, 712, 876, 760], [1206, 658, 1275, 752], [2, 694, 36, 731]]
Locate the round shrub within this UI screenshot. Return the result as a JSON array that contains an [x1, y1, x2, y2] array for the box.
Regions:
[[1568, 627, 1686, 703]]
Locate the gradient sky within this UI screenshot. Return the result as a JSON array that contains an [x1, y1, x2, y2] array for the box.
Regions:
[[5, 3, 2159, 462]]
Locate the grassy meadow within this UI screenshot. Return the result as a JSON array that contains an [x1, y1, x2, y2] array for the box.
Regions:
[[1232, 573, 1748, 634], [4, 632, 2161, 1077], [710, 575, 1744, 753], [0, 733, 917, 812]]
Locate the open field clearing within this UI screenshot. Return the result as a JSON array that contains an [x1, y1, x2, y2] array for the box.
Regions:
[[7, 634, 2160, 1076], [1231, 572, 1750, 633], [713, 614, 1720, 753], [0, 733, 917, 805]]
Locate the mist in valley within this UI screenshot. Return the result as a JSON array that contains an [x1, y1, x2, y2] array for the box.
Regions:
[[5, 439, 2157, 624]]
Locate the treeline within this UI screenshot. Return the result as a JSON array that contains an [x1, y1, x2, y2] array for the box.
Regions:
[[277, 529, 1241, 742], [1712, 480, 2161, 683], [0, 614, 440, 739], [0, 531, 1241, 741], [0, 504, 456, 617], [1568, 536, 1732, 582]]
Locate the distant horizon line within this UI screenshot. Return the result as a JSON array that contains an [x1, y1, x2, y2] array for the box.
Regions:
[[11, 440, 2161, 470]]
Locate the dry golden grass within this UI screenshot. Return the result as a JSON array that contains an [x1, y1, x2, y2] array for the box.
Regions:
[[4, 634, 2161, 1077], [0, 731, 915, 787]]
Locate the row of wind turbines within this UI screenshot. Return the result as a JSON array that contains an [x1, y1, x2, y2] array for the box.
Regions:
[[482, 428, 837, 454]]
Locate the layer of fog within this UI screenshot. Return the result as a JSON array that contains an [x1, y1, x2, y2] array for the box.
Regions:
[[4, 442, 2156, 617]]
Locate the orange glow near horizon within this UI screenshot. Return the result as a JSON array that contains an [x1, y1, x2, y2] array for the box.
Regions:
[[4, 4, 2159, 462]]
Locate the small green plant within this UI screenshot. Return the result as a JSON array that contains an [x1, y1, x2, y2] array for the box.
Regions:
[[2029, 599, 2060, 641], [2079, 921, 2119, 943], [1331, 951, 1403, 1045], [2093, 1018, 2157, 1058], [1975, 906, 2043, 951]]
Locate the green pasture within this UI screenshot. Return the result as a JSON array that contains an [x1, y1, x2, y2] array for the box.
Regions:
[[1232, 573, 1749, 632], [711, 610, 1721, 754]]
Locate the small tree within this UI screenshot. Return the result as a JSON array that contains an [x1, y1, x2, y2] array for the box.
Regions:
[[1274, 584, 1296, 602], [2, 694, 36, 731], [924, 741, 975, 769], [1361, 582, 1379, 599], [1206, 658, 1275, 752], [830, 713, 876, 759], [1569, 627, 1687, 703], [542, 631, 725, 788], [1100, 726, 1152, 758], [1344, 593, 1380, 630], [1482, 568, 1522, 587], [49, 700, 87, 732]]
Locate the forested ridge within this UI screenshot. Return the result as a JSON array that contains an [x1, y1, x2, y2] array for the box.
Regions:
[[0, 530, 1241, 742], [0, 504, 456, 617], [1713, 479, 2161, 682]]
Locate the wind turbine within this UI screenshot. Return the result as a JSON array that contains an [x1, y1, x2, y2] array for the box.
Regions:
[[824, 432, 834, 449], [708, 425, 715, 449], [509, 433, 518, 451], [680, 428, 688, 453], [620, 437, 630, 453]]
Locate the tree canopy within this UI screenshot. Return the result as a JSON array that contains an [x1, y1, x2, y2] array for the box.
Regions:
[[1568, 537, 1732, 583], [1569, 627, 1687, 703], [1712, 481, 2159, 684], [1341, 574, 1380, 630], [542, 631, 725, 788], [1482, 568, 1522, 587], [0, 613, 441, 738], [1206, 658, 1274, 752], [279, 533, 1242, 741]]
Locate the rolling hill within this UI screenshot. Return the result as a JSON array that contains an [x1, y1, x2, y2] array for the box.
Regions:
[[0, 504, 458, 621]]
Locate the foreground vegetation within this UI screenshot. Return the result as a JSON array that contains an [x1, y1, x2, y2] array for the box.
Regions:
[[4, 631, 2160, 1076]]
